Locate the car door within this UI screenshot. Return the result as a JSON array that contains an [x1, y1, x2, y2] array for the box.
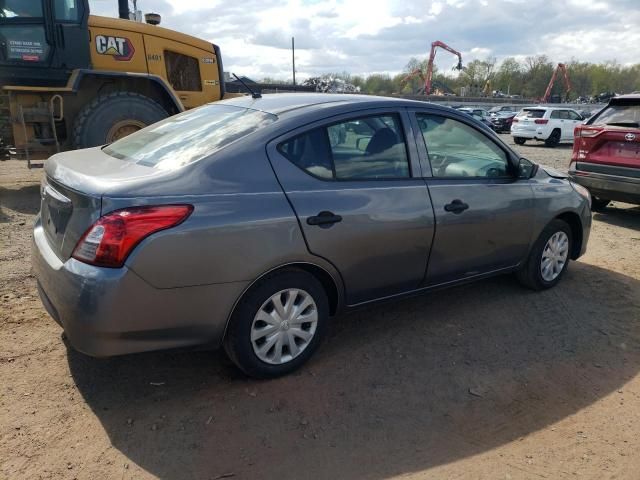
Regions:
[[410, 110, 535, 286], [267, 110, 435, 305]]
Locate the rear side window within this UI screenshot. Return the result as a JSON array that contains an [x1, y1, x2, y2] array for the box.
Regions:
[[591, 104, 640, 126], [517, 109, 545, 119], [279, 114, 410, 180], [104, 104, 277, 169], [165, 51, 202, 91]]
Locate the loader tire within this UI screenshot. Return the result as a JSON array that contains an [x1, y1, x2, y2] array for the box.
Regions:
[[72, 92, 168, 149]]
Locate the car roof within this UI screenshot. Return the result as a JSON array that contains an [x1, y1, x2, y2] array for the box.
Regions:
[[215, 93, 454, 116]]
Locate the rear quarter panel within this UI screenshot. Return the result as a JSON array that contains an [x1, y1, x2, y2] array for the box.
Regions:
[[103, 142, 342, 294]]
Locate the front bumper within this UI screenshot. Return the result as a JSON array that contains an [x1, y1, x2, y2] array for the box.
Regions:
[[32, 219, 248, 357], [569, 169, 640, 205]]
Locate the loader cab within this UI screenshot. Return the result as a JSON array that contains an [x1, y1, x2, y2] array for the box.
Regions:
[[0, 0, 90, 86]]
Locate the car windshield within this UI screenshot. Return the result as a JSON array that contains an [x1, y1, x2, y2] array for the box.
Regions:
[[591, 104, 640, 127], [517, 109, 545, 119], [103, 104, 278, 170]]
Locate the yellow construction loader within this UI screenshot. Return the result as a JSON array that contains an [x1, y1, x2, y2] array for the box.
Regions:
[[0, 0, 227, 167]]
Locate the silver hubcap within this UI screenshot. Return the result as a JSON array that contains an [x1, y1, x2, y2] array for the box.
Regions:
[[251, 289, 318, 365], [540, 231, 569, 282]]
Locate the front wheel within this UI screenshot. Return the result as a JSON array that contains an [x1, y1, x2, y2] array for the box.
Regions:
[[224, 269, 329, 378], [517, 219, 572, 290], [514, 137, 527, 145]]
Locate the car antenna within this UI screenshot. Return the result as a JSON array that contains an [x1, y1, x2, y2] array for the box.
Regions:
[[233, 74, 261, 99]]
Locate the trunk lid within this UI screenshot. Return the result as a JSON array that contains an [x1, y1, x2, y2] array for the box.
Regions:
[[575, 125, 640, 169], [42, 146, 178, 260], [40, 175, 102, 261], [577, 98, 640, 168]]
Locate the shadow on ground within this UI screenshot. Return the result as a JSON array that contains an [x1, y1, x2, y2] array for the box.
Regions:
[[68, 260, 640, 480], [594, 203, 640, 231], [0, 185, 40, 222]]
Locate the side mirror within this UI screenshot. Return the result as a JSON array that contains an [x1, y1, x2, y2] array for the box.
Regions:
[[518, 157, 538, 179], [356, 136, 371, 152]]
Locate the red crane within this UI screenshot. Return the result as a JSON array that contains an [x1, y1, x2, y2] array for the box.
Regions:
[[542, 63, 572, 103], [402, 41, 463, 95]]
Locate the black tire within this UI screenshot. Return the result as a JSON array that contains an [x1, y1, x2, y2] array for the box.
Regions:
[[224, 268, 329, 379], [514, 137, 527, 145], [72, 91, 168, 149], [517, 219, 573, 291], [544, 129, 561, 148], [591, 196, 610, 212]]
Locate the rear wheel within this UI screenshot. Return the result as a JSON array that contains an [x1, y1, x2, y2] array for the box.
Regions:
[[544, 129, 561, 148], [224, 269, 329, 378], [517, 219, 572, 290], [72, 91, 168, 149], [591, 196, 610, 212], [514, 137, 527, 145]]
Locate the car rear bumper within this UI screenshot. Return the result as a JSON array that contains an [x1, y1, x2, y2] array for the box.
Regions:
[[569, 163, 640, 205], [32, 219, 248, 357], [510, 127, 547, 140]]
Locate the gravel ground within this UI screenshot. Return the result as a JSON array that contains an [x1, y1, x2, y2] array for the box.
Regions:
[[1, 136, 639, 480]]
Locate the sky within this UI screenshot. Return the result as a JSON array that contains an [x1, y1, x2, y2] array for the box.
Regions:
[[89, 0, 640, 81]]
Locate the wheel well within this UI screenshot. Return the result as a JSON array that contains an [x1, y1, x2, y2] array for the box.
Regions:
[[292, 263, 340, 316], [555, 212, 583, 259], [75, 74, 180, 116]]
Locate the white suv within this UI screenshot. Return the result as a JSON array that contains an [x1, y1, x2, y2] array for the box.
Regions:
[[511, 107, 585, 147]]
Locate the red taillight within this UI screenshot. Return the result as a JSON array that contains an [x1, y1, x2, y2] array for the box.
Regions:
[[72, 205, 193, 268], [575, 127, 602, 138], [534, 119, 549, 125]]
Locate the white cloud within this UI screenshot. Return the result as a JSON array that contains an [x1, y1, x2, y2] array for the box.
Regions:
[[88, 0, 640, 80]]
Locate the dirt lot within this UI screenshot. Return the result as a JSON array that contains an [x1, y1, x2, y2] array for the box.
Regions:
[[1, 136, 640, 480]]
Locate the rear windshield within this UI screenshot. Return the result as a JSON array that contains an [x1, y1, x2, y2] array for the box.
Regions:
[[104, 104, 277, 169], [590, 104, 640, 127], [517, 109, 545, 119]]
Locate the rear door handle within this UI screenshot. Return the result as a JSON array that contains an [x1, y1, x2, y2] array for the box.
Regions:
[[444, 199, 469, 214], [307, 211, 342, 228]]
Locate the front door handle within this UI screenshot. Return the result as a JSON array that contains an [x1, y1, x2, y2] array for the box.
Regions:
[[307, 211, 343, 228], [444, 199, 469, 214]]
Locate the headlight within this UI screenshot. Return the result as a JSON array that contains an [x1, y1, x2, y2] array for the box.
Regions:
[[570, 181, 591, 209]]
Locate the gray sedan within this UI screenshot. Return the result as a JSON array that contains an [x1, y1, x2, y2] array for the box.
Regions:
[[32, 94, 592, 378]]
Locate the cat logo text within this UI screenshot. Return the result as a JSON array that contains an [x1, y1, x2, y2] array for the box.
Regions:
[[95, 35, 135, 61]]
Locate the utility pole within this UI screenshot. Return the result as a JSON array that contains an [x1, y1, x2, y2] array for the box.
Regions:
[[292, 37, 296, 88]]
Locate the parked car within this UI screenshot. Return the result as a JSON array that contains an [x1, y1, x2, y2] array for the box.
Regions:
[[569, 93, 640, 211], [511, 107, 585, 147], [488, 105, 518, 117], [32, 94, 592, 378], [457, 107, 495, 130], [490, 111, 517, 133]]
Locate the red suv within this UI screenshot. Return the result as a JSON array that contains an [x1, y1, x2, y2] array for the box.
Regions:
[[570, 94, 640, 211]]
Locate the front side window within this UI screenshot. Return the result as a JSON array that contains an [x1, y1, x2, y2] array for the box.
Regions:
[[164, 50, 202, 92], [568, 110, 582, 120], [104, 104, 277, 169], [279, 114, 410, 180], [417, 114, 510, 178]]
